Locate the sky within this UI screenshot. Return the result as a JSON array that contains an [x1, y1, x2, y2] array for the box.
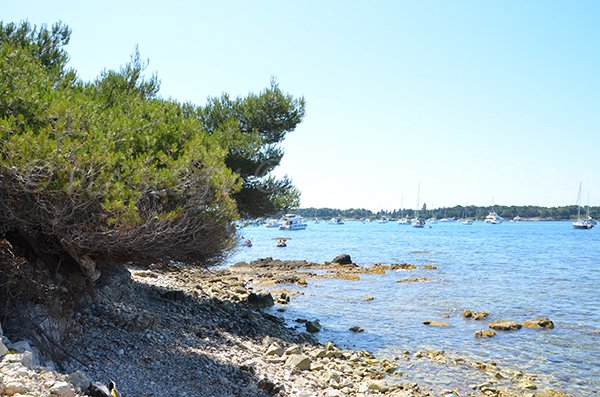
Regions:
[[4, 1, 599, 211]]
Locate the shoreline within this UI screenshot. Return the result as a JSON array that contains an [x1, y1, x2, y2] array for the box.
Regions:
[[1, 258, 574, 396]]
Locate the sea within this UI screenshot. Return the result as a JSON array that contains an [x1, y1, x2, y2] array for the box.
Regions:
[[227, 220, 600, 395]]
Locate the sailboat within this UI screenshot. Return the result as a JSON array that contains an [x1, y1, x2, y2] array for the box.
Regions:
[[460, 204, 473, 225], [573, 182, 596, 229], [397, 194, 410, 224], [411, 183, 425, 228]]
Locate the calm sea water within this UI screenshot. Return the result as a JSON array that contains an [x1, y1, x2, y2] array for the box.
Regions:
[[227, 220, 600, 395]]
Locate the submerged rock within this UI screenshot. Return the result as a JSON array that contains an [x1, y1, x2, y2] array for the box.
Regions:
[[489, 321, 522, 331], [423, 320, 450, 327], [349, 326, 364, 333], [523, 317, 554, 329]]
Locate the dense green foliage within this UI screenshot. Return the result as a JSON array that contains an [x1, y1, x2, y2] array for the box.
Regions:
[[199, 79, 304, 217], [297, 205, 599, 220], [0, 21, 304, 275]]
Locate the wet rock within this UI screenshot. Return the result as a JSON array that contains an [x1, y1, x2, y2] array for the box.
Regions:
[[489, 320, 522, 331], [473, 311, 489, 320], [247, 292, 274, 308], [397, 277, 432, 283], [306, 320, 321, 333], [463, 308, 473, 318], [523, 317, 554, 329], [332, 254, 353, 265], [423, 320, 450, 327], [475, 330, 497, 338], [362, 295, 375, 301], [349, 326, 364, 333], [285, 354, 312, 370], [423, 264, 438, 270], [391, 263, 417, 270]]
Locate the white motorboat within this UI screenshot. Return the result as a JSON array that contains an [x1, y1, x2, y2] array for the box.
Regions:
[[279, 214, 308, 230], [484, 212, 504, 224], [329, 217, 344, 225], [411, 218, 425, 228], [265, 219, 280, 228]]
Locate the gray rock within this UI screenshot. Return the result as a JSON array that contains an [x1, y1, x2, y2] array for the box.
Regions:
[[285, 354, 312, 370], [7, 340, 32, 353], [68, 370, 91, 391], [332, 254, 352, 264], [0, 339, 7, 357], [265, 344, 284, 357], [305, 320, 321, 333], [50, 381, 76, 397], [247, 292, 274, 308], [349, 326, 364, 333]]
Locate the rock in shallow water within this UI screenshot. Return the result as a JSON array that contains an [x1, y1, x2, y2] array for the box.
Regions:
[[475, 330, 497, 338], [332, 254, 352, 264], [489, 321, 522, 331], [523, 317, 554, 329]]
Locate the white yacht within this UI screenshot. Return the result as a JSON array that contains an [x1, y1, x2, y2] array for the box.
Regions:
[[279, 214, 308, 230], [484, 212, 504, 224], [329, 217, 344, 225], [573, 182, 596, 229]]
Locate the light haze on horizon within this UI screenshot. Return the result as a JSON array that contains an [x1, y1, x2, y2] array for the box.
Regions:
[[4, 1, 599, 211]]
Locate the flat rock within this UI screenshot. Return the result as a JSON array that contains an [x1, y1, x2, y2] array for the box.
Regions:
[[523, 317, 554, 329], [423, 320, 450, 327], [50, 381, 76, 397], [285, 354, 312, 370], [489, 320, 522, 331]]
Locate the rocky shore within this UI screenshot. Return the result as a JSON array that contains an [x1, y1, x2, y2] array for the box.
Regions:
[[1, 257, 574, 396]]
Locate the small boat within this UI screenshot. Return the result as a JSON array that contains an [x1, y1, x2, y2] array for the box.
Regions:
[[265, 219, 280, 228], [397, 218, 410, 225], [573, 182, 595, 229], [329, 217, 344, 225], [273, 237, 291, 247], [377, 216, 389, 224], [279, 214, 308, 230], [411, 218, 426, 228], [244, 239, 252, 247], [484, 212, 504, 224]]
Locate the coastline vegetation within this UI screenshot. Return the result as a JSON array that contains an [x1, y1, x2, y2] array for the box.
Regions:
[[0, 20, 304, 330], [295, 205, 599, 221]]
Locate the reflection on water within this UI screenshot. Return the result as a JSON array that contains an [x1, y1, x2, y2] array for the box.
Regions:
[[229, 221, 600, 395]]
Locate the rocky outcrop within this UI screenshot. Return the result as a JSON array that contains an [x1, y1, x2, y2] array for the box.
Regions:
[[247, 291, 274, 308], [475, 330, 497, 338], [489, 321, 523, 331], [423, 320, 450, 327], [523, 317, 554, 329], [332, 254, 353, 265]]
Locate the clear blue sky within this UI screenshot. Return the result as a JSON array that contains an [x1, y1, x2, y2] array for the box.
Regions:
[[4, 1, 599, 210]]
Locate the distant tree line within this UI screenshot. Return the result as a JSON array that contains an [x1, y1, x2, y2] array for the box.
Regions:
[[296, 205, 599, 220]]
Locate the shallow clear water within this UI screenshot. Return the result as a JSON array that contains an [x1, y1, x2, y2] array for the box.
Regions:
[[228, 220, 600, 395]]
